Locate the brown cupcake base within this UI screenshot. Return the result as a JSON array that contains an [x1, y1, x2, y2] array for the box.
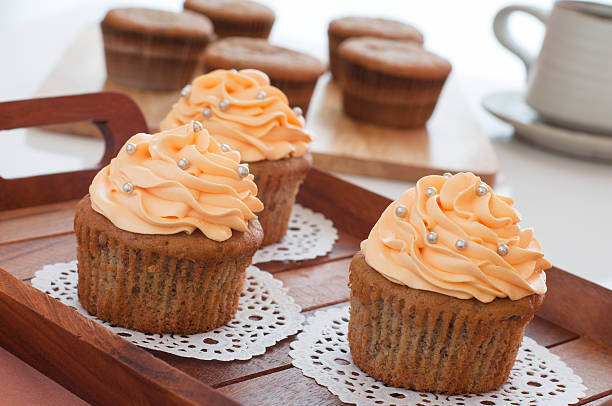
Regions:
[[348, 252, 544, 394], [249, 153, 312, 246], [342, 92, 438, 128], [74, 196, 262, 334], [100, 10, 213, 91], [103, 49, 201, 91], [269, 79, 318, 114], [328, 33, 344, 80], [336, 37, 450, 128], [203, 18, 273, 39]]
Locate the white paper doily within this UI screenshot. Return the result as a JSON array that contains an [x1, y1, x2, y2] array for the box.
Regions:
[[32, 261, 304, 361], [290, 305, 586, 406], [251, 204, 338, 264]]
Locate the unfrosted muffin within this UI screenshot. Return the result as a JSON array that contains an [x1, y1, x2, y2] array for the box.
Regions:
[[203, 38, 326, 112], [160, 69, 312, 246], [328, 17, 423, 79], [349, 172, 550, 394], [337, 37, 451, 128], [184, 0, 275, 39], [101, 8, 214, 90], [75, 122, 263, 334]]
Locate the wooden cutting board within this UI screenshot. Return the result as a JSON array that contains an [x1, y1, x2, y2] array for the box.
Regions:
[[36, 25, 499, 185]]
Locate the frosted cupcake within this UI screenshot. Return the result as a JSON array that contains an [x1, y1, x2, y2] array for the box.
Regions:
[[349, 172, 550, 393], [75, 122, 263, 334], [160, 69, 312, 245]]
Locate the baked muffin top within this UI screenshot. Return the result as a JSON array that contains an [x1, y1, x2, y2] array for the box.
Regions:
[[89, 122, 263, 241], [184, 0, 275, 23], [102, 8, 214, 40], [161, 69, 311, 163], [339, 37, 451, 79], [204, 38, 326, 81], [361, 172, 550, 303], [329, 16, 423, 43]]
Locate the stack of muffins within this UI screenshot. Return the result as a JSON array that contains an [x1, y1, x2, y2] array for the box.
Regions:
[[101, 0, 326, 112], [328, 16, 452, 128]]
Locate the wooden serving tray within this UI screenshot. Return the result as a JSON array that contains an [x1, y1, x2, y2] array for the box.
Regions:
[[0, 95, 610, 405], [35, 24, 499, 185]]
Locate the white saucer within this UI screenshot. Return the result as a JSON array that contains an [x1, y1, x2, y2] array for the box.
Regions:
[[482, 91, 612, 162]]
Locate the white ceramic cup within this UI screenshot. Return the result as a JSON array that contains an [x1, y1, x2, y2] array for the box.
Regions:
[[494, 1, 612, 135]]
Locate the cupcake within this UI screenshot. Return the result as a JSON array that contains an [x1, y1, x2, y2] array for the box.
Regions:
[[328, 17, 424, 79], [349, 172, 550, 394], [75, 122, 264, 334], [203, 38, 326, 112], [101, 8, 214, 90], [337, 37, 451, 128], [160, 69, 312, 246], [184, 0, 275, 39]]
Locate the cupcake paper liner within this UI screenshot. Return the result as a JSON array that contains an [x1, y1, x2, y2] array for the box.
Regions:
[[336, 51, 449, 128], [206, 18, 273, 39], [249, 153, 312, 246], [101, 25, 211, 90]]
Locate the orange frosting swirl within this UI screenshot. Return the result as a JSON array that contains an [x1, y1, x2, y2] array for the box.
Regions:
[[160, 69, 311, 162], [361, 172, 549, 302], [90, 123, 263, 242]]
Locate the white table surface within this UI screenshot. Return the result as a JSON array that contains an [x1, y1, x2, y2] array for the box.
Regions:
[[1, 0, 611, 290]]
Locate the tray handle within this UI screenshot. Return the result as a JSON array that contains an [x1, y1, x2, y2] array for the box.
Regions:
[[0, 92, 148, 210]]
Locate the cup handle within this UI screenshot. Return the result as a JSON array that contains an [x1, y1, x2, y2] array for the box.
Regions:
[[493, 5, 548, 74]]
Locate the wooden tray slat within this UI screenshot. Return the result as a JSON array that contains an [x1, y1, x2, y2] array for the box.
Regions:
[[0, 200, 78, 246], [550, 337, 612, 405], [538, 268, 612, 347], [524, 316, 579, 348], [218, 367, 344, 406], [275, 258, 351, 311], [585, 394, 612, 405], [0, 234, 76, 281]]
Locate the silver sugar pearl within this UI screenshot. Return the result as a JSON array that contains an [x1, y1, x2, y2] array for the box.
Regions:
[[293, 106, 303, 116], [497, 243, 510, 256], [181, 84, 191, 97], [229, 69, 238, 74], [443, 172, 452, 178], [219, 99, 230, 111], [425, 186, 437, 197], [177, 158, 190, 170], [395, 204, 407, 218], [202, 107, 212, 118], [125, 142, 137, 155], [237, 164, 249, 178], [455, 239, 467, 250], [192, 120, 203, 132], [122, 182, 134, 194], [256, 91, 266, 100], [426, 231, 438, 243], [476, 184, 489, 196], [220, 143, 231, 152]]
